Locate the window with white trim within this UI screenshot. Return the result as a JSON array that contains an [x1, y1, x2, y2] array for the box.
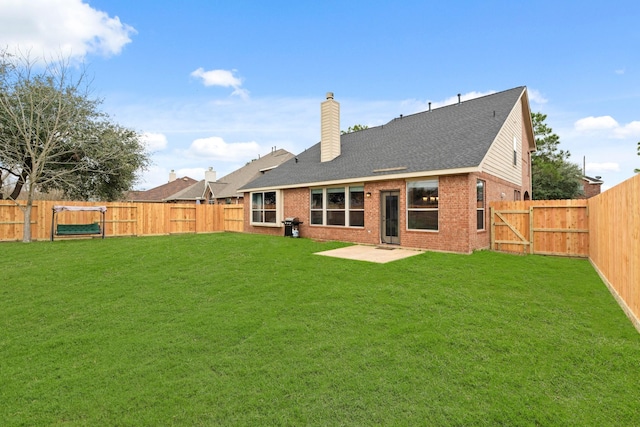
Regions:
[[309, 186, 365, 227], [407, 179, 438, 231], [476, 179, 485, 230], [513, 136, 518, 166], [251, 191, 278, 225], [310, 189, 323, 225]]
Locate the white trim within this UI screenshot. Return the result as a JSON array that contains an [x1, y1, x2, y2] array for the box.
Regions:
[[309, 185, 365, 228], [249, 189, 283, 227], [406, 178, 439, 232]]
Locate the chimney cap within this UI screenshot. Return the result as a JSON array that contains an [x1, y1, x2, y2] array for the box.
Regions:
[[326, 92, 334, 100]]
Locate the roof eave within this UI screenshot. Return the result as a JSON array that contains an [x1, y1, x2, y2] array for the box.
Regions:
[[241, 166, 481, 192]]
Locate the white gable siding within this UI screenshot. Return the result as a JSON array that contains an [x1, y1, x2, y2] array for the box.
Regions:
[[480, 97, 525, 186]]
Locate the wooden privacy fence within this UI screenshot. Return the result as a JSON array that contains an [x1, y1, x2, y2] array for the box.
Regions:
[[223, 205, 244, 233], [490, 199, 589, 257], [0, 201, 245, 241], [588, 174, 640, 332]]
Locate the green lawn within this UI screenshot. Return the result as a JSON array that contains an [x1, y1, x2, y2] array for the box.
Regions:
[[1, 233, 638, 426]]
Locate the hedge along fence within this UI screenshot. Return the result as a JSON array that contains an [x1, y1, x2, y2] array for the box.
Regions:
[[0, 201, 230, 241]]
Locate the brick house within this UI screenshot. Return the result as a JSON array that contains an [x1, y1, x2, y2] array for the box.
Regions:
[[240, 87, 536, 253]]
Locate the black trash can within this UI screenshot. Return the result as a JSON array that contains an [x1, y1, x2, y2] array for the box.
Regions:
[[282, 217, 303, 237]]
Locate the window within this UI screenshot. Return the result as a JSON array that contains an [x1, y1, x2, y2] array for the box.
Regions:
[[407, 179, 438, 230], [349, 186, 365, 227], [476, 180, 485, 230], [514, 190, 521, 201], [309, 186, 365, 227], [327, 187, 345, 225], [251, 191, 278, 225], [513, 136, 518, 166], [310, 189, 323, 225]]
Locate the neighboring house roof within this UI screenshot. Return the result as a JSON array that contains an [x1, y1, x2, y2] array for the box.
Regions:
[[583, 175, 604, 184], [126, 177, 198, 202], [214, 148, 295, 199], [165, 180, 208, 202], [242, 86, 535, 191], [164, 148, 295, 202]]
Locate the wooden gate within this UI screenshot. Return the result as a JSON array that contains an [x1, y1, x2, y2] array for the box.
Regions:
[[223, 205, 244, 232], [490, 200, 589, 257]]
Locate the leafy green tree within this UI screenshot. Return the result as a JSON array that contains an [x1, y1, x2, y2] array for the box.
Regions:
[[0, 51, 149, 242], [531, 112, 583, 200], [341, 124, 369, 134]]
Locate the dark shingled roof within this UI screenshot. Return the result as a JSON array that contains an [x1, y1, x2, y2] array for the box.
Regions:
[[242, 86, 527, 190]]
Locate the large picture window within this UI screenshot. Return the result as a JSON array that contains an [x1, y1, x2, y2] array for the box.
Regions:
[[310, 185, 364, 227], [251, 191, 278, 225], [476, 180, 485, 230], [407, 179, 438, 231]]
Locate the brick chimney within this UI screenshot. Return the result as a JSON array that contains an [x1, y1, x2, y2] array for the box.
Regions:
[[321, 92, 340, 162], [205, 167, 217, 183]]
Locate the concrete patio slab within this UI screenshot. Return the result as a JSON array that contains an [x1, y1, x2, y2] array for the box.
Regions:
[[315, 245, 423, 264]]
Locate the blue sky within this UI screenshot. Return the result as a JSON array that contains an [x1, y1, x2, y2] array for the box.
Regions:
[[2, 0, 639, 190]]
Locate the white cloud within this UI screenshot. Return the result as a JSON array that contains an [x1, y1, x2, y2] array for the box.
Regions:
[[0, 0, 135, 60], [613, 121, 640, 138], [185, 136, 261, 162], [575, 116, 619, 131], [140, 132, 168, 152], [527, 88, 548, 105], [575, 116, 640, 139], [586, 162, 620, 173], [615, 68, 625, 75], [191, 68, 249, 98]]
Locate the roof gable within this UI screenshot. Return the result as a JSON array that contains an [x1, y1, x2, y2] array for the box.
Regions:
[[212, 148, 295, 198]]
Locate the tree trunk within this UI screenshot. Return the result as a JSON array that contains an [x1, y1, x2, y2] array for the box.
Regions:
[[22, 202, 32, 243]]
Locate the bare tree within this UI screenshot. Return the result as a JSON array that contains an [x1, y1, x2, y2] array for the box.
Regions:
[[0, 51, 148, 242]]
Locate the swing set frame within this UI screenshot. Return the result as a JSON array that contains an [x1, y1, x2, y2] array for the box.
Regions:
[[50, 206, 107, 241]]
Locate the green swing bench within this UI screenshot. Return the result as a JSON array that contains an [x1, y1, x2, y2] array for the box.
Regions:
[[51, 205, 107, 241]]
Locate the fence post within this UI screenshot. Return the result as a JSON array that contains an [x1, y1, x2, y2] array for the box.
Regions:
[[490, 206, 495, 251], [529, 206, 534, 254]]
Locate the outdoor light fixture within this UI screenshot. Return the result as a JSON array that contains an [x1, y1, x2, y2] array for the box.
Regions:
[[366, 192, 372, 198]]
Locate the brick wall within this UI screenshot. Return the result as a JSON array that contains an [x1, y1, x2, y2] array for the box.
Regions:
[[244, 172, 526, 253], [583, 181, 602, 199]]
